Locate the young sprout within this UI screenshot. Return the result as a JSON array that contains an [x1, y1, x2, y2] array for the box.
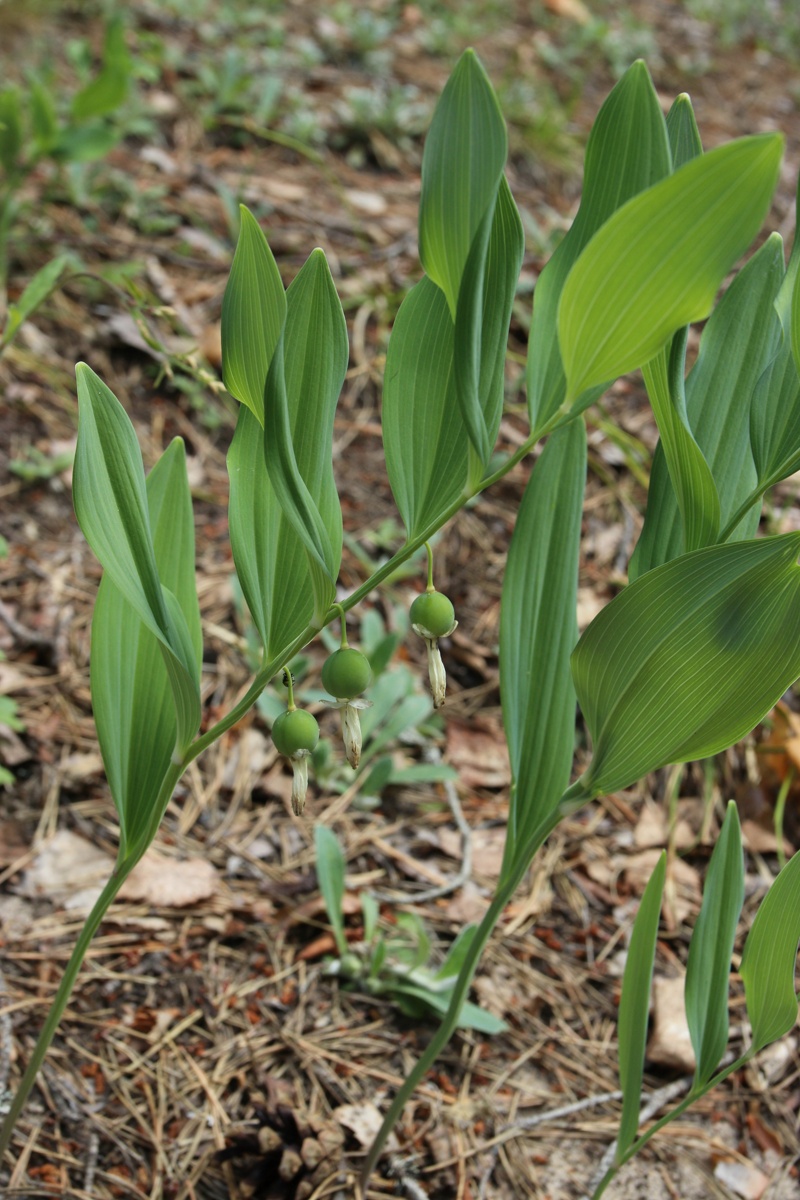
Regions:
[[411, 544, 457, 708], [322, 606, 372, 768], [272, 670, 319, 815]]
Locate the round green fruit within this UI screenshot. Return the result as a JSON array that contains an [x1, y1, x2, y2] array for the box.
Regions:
[[410, 590, 455, 637], [321, 647, 371, 699], [272, 708, 319, 757]]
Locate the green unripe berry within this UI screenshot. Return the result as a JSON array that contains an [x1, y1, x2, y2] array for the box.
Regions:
[[322, 647, 371, 699], [410, 590, 455, 638], [272, 708, 319, 757]]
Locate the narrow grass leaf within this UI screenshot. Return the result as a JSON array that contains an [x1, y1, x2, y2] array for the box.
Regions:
[[500, 419, 586, 857], [559, 134, 783, 402], [685, 801, 744, 1085], [616, 852, 666, 1160], [221, 205, 286, 424], [315, 825, 348, 957], [418, 49, 507, 319], [91, 439, 200, 858], [383, 276, 469, 538], [572, 534, 800, 796], [0, 88, 23, 172], [527, 60, 670, 434], [740, 848, 800, 1052], [631, 234, 784, 577]]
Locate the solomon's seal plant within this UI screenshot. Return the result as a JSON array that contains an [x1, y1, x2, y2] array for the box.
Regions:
[[3, 50, 800, 1200]]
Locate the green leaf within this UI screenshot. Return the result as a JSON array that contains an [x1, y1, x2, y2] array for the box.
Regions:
[[750, 220, 800, 491], [391, 981, 507, 1034], [71, 16, 131, 121], [361, 892, 379, 944], [221, 205, 286, 423], [229, 248, 345, 653], [30, 81, 58, 154], [262, 250, 345, 622], [572, 534, 800, 797], [740, 848, 800, 1053], [383, 276, 469, 538], [500, 419, 586, 856], [685, 801, 744, 1085], [527, 61, 671, 434], [559, 134, 783, 403], [0, 88, 23, 173], [434, 926, 477, 982], [91, 439, 201, 858], [616, 851, 666, 1160], [631, 233, 784, 578], [2, 254, 75, 348], [74, 365, 200, 755], [640, 337, 720, 556], [454, 176, 525, 468], [418, 49, 507, 319], [666, 93, 703, 168], [315, 825, 348, 957], [52, 122, 120, 163]]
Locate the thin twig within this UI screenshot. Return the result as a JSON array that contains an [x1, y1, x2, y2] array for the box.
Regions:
[[0, 597, 52, 648]]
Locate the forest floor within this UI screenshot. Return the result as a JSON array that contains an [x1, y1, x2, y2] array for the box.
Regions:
[[2, 2, 800, 1198]]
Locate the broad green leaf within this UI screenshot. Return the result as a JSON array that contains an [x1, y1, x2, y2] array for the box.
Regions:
[[434, 927, 478, 982], [685, 801, 744, 1085], [454, 175, 525, 468], [793, 238, 800, 382], [631, 234, 784, 578], [559, 134, 783, 403], [221, 205, 286, 423], [262, 250, 345, 624], [391, 982, 507, 1034], [418, 49, 507, 318], [572, 534, 800, 796], [315, 825, 348, 957], [383, 276, 469, 538], [573, 535, 800, 796], [527, 61, 671, 434], [74, 364, 169, 642], [751, 216, 800, 491], [92, 440, 200, 859], [641, 338, 720, 555], [616, 852, 666, 1160], [740, 848, 800, 1053], [500, 419, 586, 857], [0, 88, 23, 173], [666, 93, 702, 168], [229, 250, 346, 653], [74, 365, 200, 754], [71, 16, 131, 121], [52, 122, 119, 163]]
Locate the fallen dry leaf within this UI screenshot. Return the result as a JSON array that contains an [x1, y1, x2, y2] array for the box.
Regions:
[[713, 1158, 770, 1200], [119, 849, 218, 907], [740, 818, 794, 857], [647, 975, 695, 1072], [333, 1103, 398, 1150], [446, 720, 510, 789], [19, 829, 114, 909]]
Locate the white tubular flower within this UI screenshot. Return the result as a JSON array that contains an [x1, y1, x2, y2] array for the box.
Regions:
[[289, 751, 311, 816], [330, 697, 372, 769]]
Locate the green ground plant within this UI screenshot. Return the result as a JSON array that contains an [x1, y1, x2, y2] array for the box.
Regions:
[[0, 15, 132, 338], [3, 50, 800, 1196]]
